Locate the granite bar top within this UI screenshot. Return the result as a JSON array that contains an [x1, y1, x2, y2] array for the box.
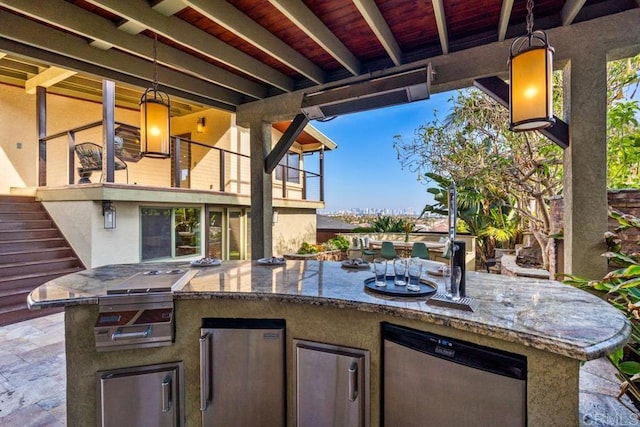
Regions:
[[28, 259, 630, 361]]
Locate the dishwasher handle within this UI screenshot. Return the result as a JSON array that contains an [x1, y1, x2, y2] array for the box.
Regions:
[[200, 333, 211, 411]]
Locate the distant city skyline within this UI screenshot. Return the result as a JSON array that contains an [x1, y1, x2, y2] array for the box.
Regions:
[[312, 91, 452, 213]]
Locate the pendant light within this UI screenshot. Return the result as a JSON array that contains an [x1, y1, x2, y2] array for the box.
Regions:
[[140, 33, 171, 158], [509, 0, 555, 131]]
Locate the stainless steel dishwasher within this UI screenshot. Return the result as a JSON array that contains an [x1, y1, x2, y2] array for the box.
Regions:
[[382, 322, 527, 427], [200, 318, 285, 427]]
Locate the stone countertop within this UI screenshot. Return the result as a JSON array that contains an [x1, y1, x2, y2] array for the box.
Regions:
[[28, 260, 630, 361]]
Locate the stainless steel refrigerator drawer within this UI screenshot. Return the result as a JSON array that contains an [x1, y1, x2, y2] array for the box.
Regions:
[[96, 362, 184, 427], [294, 339, 370, 427], [200, 318, 285, 427]]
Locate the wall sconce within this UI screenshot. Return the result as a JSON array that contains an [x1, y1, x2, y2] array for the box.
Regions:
[[508, 0, 555, 131], [102, 200, 116, 229], [196, 117, 206, 133], [272, 210, 279, 225], [140, 34, 171, 158]]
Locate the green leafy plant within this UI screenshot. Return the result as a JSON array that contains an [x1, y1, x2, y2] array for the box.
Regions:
[[297, 242, 318, 254], [563, 210, 640, 404], [326, 235, 350, 252]]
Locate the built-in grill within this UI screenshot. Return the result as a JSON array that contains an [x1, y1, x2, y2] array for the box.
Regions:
[[95, 269, 195, 352]]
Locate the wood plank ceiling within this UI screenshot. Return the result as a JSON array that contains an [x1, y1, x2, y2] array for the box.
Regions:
[[0, 0, 636, 114]]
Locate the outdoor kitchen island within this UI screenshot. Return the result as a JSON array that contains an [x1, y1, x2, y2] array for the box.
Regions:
[[29, 259, 629, 426]]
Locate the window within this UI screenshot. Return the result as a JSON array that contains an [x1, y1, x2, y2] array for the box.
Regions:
[[275, 152, 300, 184], [141, 207, 201, 261]]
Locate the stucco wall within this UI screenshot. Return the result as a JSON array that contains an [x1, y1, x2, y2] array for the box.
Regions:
[[43, 197, 318, 266], [65, 299, 579, 427], [0, 84, 38, 190], [0, 83, 142, 191], [43, 200, 203, 268], [273, 209, 317, 256]]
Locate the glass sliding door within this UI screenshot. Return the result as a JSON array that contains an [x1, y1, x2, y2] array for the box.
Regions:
[[140, 208, 172, 261], [207, 209, 223, 259], [140, 207, 201, 261], [228, 209, 242, 260]]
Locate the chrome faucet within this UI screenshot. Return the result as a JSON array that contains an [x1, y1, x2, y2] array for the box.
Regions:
[[447, 182, 457, 265]]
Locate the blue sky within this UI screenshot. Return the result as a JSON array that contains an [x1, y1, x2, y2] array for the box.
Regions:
[[313, 91, 453, 213]]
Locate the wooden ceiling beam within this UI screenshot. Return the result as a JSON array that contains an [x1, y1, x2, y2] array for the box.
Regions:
[[352, 0, 402, 66], [25, 66, 77, 94], [269, 0, 360, 75], [151, 0, 188, 17], [82, 0, 295, 92], [562, 0, 588, 26], [0, 10, 243, 107], [0, 0, 266, 99], [0, 37, 235, 111], [431, 0, 449, 55], [184, 0, 325, 84], [498, 0, 514, 41]]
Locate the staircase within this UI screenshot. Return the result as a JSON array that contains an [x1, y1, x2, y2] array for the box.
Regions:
[[0, 195, 84, 326]]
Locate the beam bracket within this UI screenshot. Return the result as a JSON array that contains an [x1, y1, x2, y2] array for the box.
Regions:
[[473, 76, 569, 149]]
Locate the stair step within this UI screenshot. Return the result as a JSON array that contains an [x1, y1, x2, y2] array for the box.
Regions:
[[0, 238, 68, 253], [0, 196, 78, 326], [0, 305, 63, 327], [0, 288, 31, 307], [0, 247, 73, 263], [0, 211, 48, 221], [0, 219, 53, 230], [0, 202, 43, 212], [0, 229, 60, 241], [0, 195, 36, 203], [0, 257, 81, 277], [0, 267, 84, 289]]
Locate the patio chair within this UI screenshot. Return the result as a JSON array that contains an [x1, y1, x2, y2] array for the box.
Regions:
[[75, 142, 128, 183], [380, 241, 397, 260], [411, 242, 430, 260]]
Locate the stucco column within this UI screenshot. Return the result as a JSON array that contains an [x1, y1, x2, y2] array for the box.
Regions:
[[562, 51, 608, 278], [249, 120, 273, 259]]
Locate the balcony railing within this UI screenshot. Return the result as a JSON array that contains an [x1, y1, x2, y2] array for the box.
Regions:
[[38, 121, 324, 202]]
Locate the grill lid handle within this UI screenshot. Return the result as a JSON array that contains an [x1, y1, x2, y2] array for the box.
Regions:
[[111, 325, 152, 341]]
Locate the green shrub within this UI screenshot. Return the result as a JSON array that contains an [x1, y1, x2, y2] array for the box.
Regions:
[[563, 209, 640, 402], [352, 227, 374, 233], [327, 235, 350, 252], [297, 242, 318, 254]]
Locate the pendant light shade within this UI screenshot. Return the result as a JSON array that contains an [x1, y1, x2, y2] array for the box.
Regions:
[[140, 88, 171, 158], [508, 0, 555, 132], [140, 33, 171, 158]]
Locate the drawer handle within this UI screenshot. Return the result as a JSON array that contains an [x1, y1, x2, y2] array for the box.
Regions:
[[200, 333, 211, 411], [348, 361, 358, 402], [111, 326, 151, 340], [161, 375, 172, 413]]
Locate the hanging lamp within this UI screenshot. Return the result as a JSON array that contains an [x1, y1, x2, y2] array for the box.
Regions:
[[509, 0, 555, 131], [140, 33, 171, 158]]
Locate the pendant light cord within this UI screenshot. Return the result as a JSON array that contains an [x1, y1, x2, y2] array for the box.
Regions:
[[526, 0, 534, 36], [153, 33, 159, 92]]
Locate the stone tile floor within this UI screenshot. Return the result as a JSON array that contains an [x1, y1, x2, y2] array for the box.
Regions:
[[0, 312, 638, 426]]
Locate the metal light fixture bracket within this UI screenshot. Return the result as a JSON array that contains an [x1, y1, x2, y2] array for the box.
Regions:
[[508, 0, 555, 132]]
